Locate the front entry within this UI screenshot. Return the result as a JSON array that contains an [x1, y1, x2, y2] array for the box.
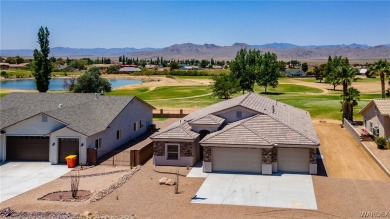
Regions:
[[199, 130, 210, 160], [58, 138, 79, 164]]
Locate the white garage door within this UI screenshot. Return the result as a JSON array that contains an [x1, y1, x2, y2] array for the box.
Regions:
[[278, 148, 310, 173], [212, 147, 262, 173]]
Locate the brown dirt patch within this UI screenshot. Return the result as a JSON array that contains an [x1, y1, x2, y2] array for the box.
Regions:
[[38, 190, 91, 202], [315, 122, 389, 181]]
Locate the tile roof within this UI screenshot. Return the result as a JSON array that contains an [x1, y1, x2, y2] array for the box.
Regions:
[[200, 114, 319, 146], [151, 92, 319, 146], [151, 121, 199, 140], [189, 114, 225, 125], [0, 93, 150, 136], [359, 99, 390, 116]]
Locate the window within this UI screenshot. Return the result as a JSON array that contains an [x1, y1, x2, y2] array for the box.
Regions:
[[166, 144, 179, 160], [95, 138, 102, 149], [370, 122, 373, 132], [373, 127, 380, 137], [116, 129, 122, 140], [236, 111, 242, 119], [139, 120, 143, 129], [134, 122, 137, 131], [364, 120, 367, 128], [42, 114, 48, 122]]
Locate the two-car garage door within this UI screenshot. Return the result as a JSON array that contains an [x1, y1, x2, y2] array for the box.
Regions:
[[6, 136, 50, 161], [212, 147, 262, 173]]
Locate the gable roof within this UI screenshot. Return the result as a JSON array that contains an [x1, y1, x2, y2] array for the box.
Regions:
[[359, 99, 390, 116], [151, 93, 319, 145], [189, 114, 225, 125], [200, 114, 319, 146], [0, 93, 153, 136]]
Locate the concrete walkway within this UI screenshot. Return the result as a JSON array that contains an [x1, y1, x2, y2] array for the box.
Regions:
[[191, 173, 317, 210], [0, 162, 70, 203]]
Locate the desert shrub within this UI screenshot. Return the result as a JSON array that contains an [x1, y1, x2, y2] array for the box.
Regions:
[[376, 137, 387, 149], [1, 71, 7, 78], [165, 75, 175, 79]]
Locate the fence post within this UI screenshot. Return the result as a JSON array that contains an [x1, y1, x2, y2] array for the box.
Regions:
[[180, 109, 183, 115], [160, 109, 163, 116]]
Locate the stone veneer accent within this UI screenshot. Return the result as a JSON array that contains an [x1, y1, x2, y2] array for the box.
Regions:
[[262, 148, 272, 164], [203, 146, 211, 162], [310, 148, 317, 164], [154, 141, 193, 157], [154, 142, 165, 156], [180, 142, 193, 157]]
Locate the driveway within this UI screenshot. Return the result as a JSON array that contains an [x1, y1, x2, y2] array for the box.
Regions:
[[0, 162, 70, 203], [191, 173, 317, 210]]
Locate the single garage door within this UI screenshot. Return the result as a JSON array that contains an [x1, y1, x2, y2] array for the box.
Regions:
[[6, 136, 49, 161], [58, 138, 79, 164], [212, 147, 262, 173], [278, 148, 310, 173]]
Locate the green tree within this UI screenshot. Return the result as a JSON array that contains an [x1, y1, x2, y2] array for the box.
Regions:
[[336, 66, 358, 95], [301, 62, 308, 72], [73, 67, 111, 93], [341, 87, 360, 121], [313, 64, 325, 83], [324, 56, 350, 90], [211, 74, 241, 99], [106, 65, 120, 74], [230, 48, 259, 93], [257, 52, 280, 93], [169, 61, 179, 70], [368, 60, 390, 98], [32, 26, 52, 92]]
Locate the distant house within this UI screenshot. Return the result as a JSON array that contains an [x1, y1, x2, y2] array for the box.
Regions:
[[359, 99, 390, 141], [284, 69, 306, 77], [0, 63, 10, 70], [145, 64, 158, 70], [119, 67, 142, 73], [58, 65, 76, 72], [90, 64, 115, 72], [9, 63, 29, 69], [0, 93, 154, 165], [212, 65, 223, 69], [151, 93, 319, 175], [181, 65, 200, 70], [359, 68, 368, 75]]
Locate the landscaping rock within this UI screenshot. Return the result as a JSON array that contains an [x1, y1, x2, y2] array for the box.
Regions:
[[83, 211, 92, 217], [165, 179, 175, 186], [159, 177, 168, 184]]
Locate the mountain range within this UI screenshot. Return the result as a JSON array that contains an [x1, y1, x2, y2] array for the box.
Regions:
[[1, 43, 390, 60]]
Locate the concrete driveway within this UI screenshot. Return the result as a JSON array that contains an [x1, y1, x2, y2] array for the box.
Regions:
[[0, 162, 70, 203], [191, 173, 317, 210]]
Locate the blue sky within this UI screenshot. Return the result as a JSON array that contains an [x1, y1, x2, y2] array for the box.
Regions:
[[1, 1, 390, 49]]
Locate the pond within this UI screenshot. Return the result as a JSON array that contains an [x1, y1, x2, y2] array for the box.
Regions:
[[0, 78, 142, 90]]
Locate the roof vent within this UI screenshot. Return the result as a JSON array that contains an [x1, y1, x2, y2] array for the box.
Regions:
[[95, 93, 99, 99], [272, 105, 275, 113], [58, 103, 63, 108]]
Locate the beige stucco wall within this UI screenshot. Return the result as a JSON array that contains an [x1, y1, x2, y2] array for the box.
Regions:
[[362, 105, 388, 139]]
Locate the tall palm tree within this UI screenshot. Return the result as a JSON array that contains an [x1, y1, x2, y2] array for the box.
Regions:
[[341, 87, 360, 121], [368, 60, 390, 98], [336, 66, 358, 95]]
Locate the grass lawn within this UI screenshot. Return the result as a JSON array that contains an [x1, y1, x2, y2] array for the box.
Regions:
[[173, 75, 213, 79], [1, 70, 81, 78], [254, 84, 323, 94], [153, 117, 168, 121], [108, 86, 212, 100], [0, 93, 8, 98]]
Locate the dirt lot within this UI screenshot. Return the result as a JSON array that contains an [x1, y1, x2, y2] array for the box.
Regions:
[[315, 122, 389, 181]]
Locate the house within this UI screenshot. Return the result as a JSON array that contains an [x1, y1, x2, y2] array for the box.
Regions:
[[0, 63, 10, 70], [58, 65, 76, 72], [284, 69, 306, 77], [9, 63, 29, 69], [0, 93, 154, 165], [90, 64, 115, 72], [119, 67, 142, 73], [151, 93, 320, 175], [145, 64, 158, 70], [359, 99, 390, 141]]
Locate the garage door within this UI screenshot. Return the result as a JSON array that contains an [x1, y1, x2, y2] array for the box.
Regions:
[[212, 147, 262, 173], [6, 136, 49, 161], [278, 148, 309, 173], [58, 138, 79, 164]]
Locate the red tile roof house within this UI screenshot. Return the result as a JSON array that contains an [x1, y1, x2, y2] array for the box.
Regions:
[[151, 93, 320, 175], [359, 99, 390, 141], [0, 93, 154, 165]]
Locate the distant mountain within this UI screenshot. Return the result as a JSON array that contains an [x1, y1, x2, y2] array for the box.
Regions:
[[1, 43, 389, 60]]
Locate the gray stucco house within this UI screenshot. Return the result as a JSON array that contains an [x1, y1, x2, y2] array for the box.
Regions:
[[359, 99, 390, 141], [151, 93, 320, 175], [0, 93, 154, 165]]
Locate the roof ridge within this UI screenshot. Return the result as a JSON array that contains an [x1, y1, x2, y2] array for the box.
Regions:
[[266, 113, 319, 144], [179, 122, 197, 138], [238, 92, 252, 106]]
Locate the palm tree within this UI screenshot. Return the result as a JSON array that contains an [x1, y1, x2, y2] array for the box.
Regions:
[[341, 87, 360, 121], [368, 60, 390, 98], [336, 66, 358, 95]]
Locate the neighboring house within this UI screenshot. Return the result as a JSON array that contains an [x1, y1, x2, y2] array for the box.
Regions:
[[90, 64, 115, 72], [151, 93, 320, 175], [119, 67, 142, 73], [180, 65, 201, 70], [0, 63, 10, 70], [58, 65, 76, 72], [145, 64, 158, 70], [0, 93, 154, 165], [359, 99, 390, 141], [9, 63, 29, 69], [359, 68, 368, 75], [284, 69, 306, 77]]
